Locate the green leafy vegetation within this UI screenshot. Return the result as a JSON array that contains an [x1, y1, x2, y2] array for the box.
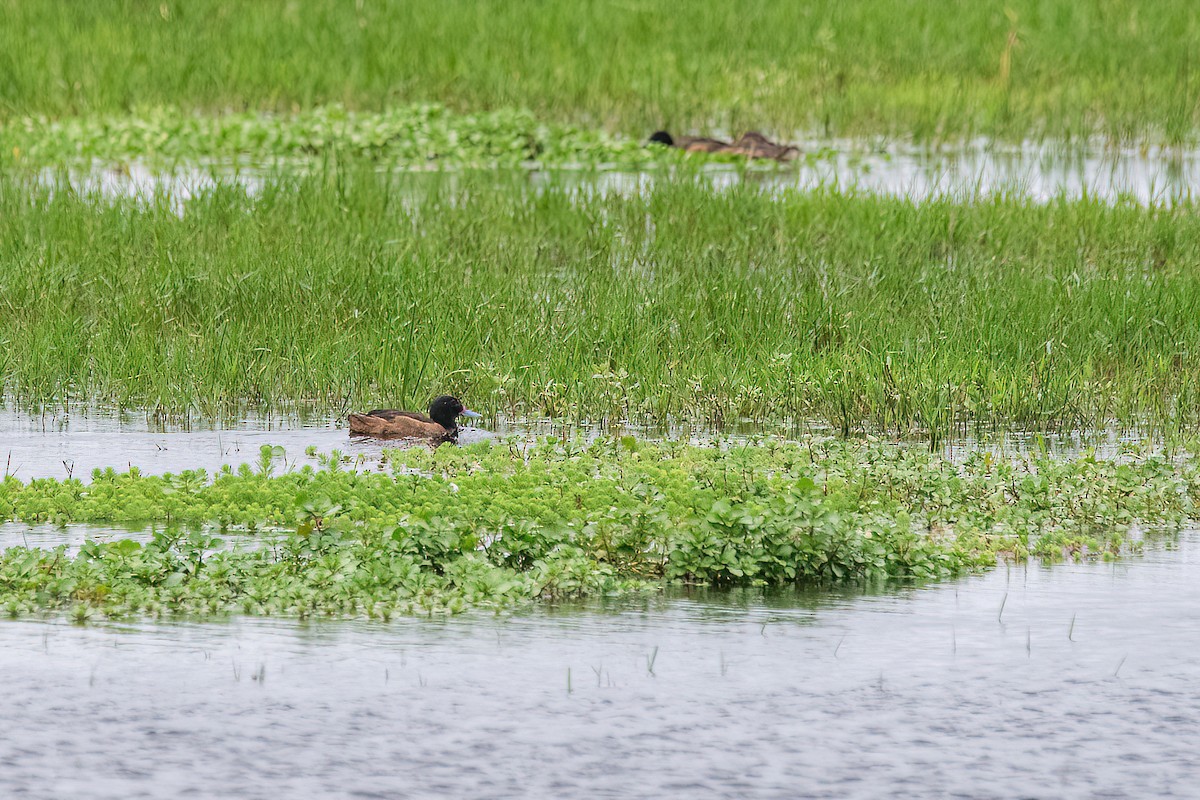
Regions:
[[0, 104, 681, 169], [2, 0, 1198, 143], [0, 438, 1190, 618], [4, 171, 1200, 439]]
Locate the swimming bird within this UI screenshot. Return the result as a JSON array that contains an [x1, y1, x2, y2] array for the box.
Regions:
[[727, 131, 801, 161], [648, 130, 731, 154], [348, 395, 481, 442], [648, 130, 799, 161]]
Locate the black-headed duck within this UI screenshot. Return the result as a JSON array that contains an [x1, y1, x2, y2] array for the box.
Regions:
[[648, 130, 799, 162], [348, 395, 481, 442], [649, 130, 732, 154]]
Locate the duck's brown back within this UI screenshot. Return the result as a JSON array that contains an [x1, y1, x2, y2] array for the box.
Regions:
[[348, 410, 452, 440], [676, 135, 732, 153], [729, 132, 800, 161]]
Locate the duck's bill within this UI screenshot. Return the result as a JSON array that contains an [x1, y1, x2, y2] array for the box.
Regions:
[[460, 409, 483, 419]]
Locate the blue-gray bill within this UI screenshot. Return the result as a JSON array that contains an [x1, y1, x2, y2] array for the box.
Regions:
[[461, 409, 482, 419]]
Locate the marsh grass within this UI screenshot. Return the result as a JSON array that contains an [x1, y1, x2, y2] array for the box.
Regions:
[[7, 167, 1200, 438], [2, 0, 1199, 144], [5, 168, 1200, 439]]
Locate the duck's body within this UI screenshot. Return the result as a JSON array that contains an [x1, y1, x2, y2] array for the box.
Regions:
[[727, 131, 800, 161], [666, 134, 732, 154], [347, 408, 454, 441], [348, 395, 480, 442], [650, 130, 729, 153], [648, 130, 799, 162]]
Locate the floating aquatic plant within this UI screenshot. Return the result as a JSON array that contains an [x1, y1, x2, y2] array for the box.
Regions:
[[0, 438, 1193, 619]]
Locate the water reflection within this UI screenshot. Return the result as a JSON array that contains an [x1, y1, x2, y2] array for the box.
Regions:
[[0, 521, 272, 553], [1, 534, 1196, 798], [0, 403, 1164, 481], [42, 139, 1200, 208]]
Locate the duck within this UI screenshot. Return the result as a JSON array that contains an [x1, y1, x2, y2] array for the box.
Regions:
[[648, 130, 732, 154], [648, 130, 800, 162], [348, 395, 481, 442], [727, 131, 801, 161]]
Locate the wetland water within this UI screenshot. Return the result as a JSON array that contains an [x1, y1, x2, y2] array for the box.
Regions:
[[0, 406, 508, 480], [52, 139, 1200, 207], [0, 406, 1150, 482], [3, 409, 1197, 797], [1, 535, 1198, 799]]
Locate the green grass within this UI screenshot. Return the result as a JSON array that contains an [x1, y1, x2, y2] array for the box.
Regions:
[[3, 168, 1200, 439], [2, 0, 1199, 143], [2, 437, 1190, 618]]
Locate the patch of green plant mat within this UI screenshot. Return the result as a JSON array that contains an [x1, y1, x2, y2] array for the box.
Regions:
[[3, 0, 1198, 143], [4, 170, 1200, 439], [0, 438, 1193, 620], [1, 105, 695, 169]]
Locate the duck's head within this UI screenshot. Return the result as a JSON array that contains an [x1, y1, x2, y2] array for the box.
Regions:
[[648, 130, 675, 147], [428, 395, 482, 429]]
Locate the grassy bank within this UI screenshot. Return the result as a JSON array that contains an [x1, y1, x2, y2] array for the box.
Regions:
[[4, 170, 1200, 438], [2, 0, 1199, 143], [1, 438, 1189, 618]]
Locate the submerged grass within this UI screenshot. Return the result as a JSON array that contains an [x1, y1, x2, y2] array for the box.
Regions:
[[2, 0, 1199, 143], [0, 437, 1191, 618], [4, 169, 1200, 439]]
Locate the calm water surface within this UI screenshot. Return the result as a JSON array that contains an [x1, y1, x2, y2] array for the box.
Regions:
[[1, 535, 1198, 799], [0, 406, 1155, 481], [0, 405, 513, 480], [45, 139, 1200, 208]]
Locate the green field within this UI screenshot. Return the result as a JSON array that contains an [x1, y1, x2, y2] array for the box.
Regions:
[[3, 170, 1199, 439], [2, 0, 1199, 143]]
